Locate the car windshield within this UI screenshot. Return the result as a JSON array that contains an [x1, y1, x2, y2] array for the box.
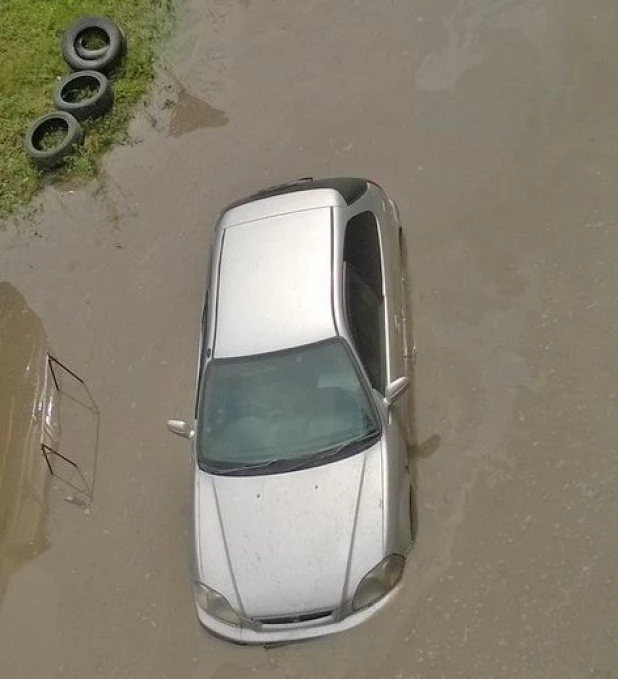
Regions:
[[197, 339, 379, 474]]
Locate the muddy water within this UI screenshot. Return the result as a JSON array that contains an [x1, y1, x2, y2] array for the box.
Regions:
[[169, 86, 228, 138], [0, 283, 54, 607], [1, 0, 618, 677]]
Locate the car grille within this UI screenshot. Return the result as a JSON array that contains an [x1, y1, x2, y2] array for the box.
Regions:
[[259, 610, 333, 626]]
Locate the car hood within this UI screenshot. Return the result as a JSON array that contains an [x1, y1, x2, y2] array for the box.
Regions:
[[194, 442, 385, 618]]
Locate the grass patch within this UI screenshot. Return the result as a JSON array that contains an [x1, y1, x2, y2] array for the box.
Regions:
[[0, 0, 174, 219], [38, 127, 69, 152], [63, 80, 98, 103]]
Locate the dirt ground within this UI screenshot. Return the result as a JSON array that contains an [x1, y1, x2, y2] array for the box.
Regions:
[[1, 0, 618, 677]]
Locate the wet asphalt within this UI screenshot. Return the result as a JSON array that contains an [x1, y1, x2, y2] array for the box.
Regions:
[[1, 1, 618, 677]]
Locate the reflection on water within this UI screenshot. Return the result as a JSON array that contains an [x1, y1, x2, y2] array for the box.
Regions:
[[0, 282, 57, 606]]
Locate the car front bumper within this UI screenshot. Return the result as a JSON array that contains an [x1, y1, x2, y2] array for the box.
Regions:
[[195, 584, 401, 645]]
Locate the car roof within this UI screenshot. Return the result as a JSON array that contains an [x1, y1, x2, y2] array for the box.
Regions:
[[214, 197, 340, 359]]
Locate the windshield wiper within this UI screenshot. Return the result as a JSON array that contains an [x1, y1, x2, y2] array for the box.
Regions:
[[204, 457, 287, 476], [286, 429, 381, 472], [202, 430, 381, 476]]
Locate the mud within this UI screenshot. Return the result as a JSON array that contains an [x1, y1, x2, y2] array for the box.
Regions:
[[1, 0, 618, 677]]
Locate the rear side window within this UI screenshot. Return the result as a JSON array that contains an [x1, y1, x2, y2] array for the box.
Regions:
[[343, 212, 385, 391], [343, 212, 382, 298]]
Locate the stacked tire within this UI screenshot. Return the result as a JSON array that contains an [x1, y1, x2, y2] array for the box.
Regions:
[[24, 17, 125, 169]]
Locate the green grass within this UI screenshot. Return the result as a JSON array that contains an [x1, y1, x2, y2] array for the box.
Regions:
[[0, 0, 173, 219], [38, 127, 69, 151]]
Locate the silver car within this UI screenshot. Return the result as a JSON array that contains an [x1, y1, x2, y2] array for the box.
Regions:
[[168, 177, 415, 644]]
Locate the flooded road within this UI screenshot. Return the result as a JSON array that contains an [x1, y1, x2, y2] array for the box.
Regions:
[[1, 0, 618, 676]]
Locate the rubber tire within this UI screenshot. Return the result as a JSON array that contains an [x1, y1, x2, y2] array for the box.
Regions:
[[75, 26, 110, 60], [24, 112, 84, 169], [75, 36, 109, 61], [53, 71, 113, 120], [61, 16, 125, 72]]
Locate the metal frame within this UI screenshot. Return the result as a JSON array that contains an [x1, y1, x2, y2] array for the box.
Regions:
[[40, 354, 97, 500], [47, 354, 86, 392], [41, 442, 80, 476]]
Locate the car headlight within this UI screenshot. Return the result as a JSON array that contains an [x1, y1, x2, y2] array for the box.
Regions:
[[193, 583, 241, 626], [352, 554, 405, 611]]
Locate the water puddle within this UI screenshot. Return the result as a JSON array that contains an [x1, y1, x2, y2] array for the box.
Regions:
[[0, 282, 56, 605], [169, 85, 228, 138]]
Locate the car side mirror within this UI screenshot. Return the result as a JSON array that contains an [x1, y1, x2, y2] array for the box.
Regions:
[[384, 376, 410, 407], [167, 419, 195, 439]]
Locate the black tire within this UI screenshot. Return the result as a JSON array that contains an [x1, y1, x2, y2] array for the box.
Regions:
[[61, 16, 125, 73], [24, 112, 84, 169], [75, 28, 110, 60], [53, 71, 113, 120]]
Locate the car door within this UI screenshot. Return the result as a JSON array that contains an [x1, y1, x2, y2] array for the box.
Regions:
[[373, 194, 412, 441], [371, 192, 414, 550], [341, 206, 413, 552]]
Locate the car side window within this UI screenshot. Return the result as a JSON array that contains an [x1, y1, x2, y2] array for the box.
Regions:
[[343, 211, 385, 391]]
